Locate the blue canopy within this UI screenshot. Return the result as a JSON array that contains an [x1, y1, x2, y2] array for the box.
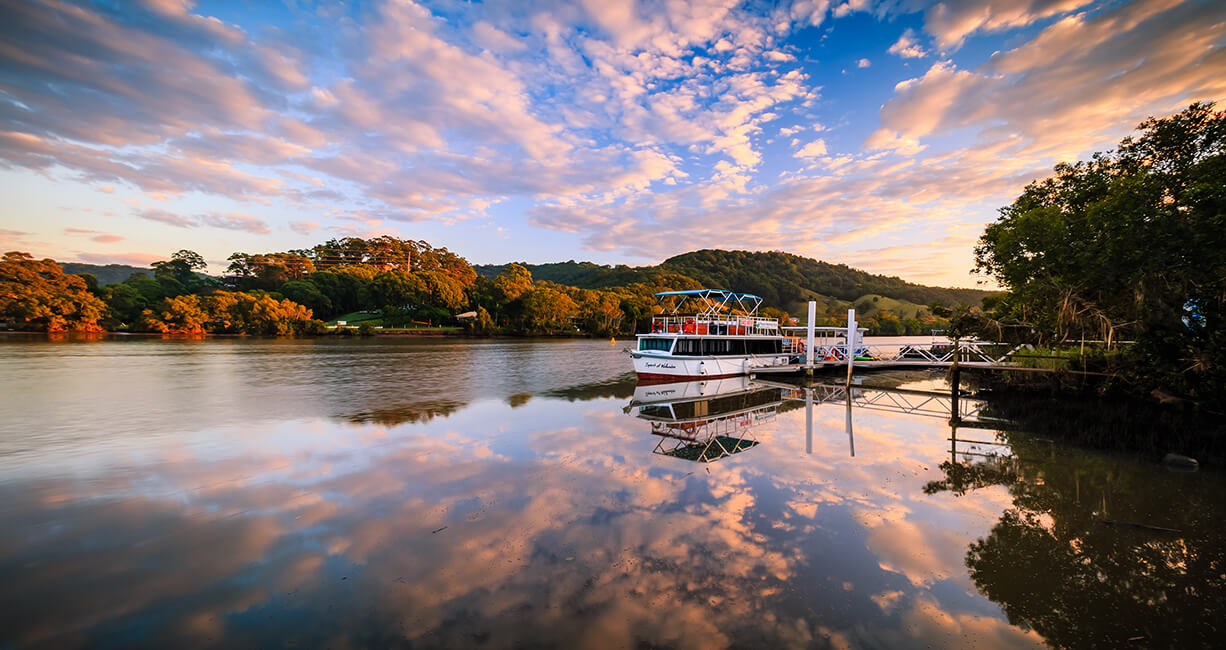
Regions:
[[653, 289, 763, 302]]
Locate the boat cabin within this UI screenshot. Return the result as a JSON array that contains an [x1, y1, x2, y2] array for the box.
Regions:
[[638, 289, 785, 356]]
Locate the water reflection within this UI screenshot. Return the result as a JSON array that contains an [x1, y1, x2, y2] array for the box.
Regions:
[[0, 339, 1220, 648], [627, 377, 778, 462], [925, 434, 1226, 648]]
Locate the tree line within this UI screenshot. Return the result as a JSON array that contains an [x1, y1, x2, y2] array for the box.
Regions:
[[4, 235, 963, 336]]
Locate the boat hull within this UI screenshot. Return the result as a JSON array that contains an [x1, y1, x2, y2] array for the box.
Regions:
[[631, 352, 792, 381]]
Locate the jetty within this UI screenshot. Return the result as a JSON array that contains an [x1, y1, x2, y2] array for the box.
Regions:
[[758, 303, 1028, 377]]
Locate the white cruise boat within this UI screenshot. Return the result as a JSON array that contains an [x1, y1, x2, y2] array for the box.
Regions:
[[630, 289, 793, 381]]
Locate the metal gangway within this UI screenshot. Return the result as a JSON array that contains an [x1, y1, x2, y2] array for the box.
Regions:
[[759, 303, 1027, 375]]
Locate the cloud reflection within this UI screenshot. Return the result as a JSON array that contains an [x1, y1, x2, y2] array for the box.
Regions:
[[1, 379, 1045, 648]]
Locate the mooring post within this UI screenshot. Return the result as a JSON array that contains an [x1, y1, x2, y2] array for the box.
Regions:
[[805, 301, 816, 377], [950, 339, 961, 425], [845, 308, 856, 388]]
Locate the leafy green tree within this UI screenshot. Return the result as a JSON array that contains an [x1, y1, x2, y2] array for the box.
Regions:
[[975, 102, 1226, 403], [76, 273, 100, 294], [280, 279, 333, 316], [101, 283, 148, 327], [226, 252, 315, 290], [0, 252, 107, 331], [520, 286, 578, 333], [493, 263, 533, 303], [370, 270, 425, 309], [152, 249, 207, 290]]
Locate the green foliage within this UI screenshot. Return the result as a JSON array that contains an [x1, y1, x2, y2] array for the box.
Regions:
[[279, 279, 333, 315], [492, 263, 533, 303], [465, 306, 496, 335], [661, 249, 990, 309], [100, 283, 148, 327], [975, 102, 1226, 405], [520, 286, 578, 333], [0, 252, 107, 331], [152, 250, 207, 291]]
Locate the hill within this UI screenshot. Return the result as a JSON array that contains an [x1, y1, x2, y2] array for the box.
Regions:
[[475, 250, 993, 314], [59, 262, 152, 286]]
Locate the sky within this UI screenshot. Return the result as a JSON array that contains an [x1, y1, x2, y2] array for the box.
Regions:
[[0, 0, 1223, 288]]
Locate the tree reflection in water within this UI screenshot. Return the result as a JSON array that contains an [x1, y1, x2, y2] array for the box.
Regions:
[[925, 434, 1226, 647]]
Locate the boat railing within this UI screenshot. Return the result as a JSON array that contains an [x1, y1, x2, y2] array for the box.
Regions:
[[780, 327, 870, 359], [648, 313, 780, 336]]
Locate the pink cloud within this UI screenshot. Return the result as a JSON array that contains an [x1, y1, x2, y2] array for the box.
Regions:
[[134, 208, 269, 234], [198, 211, 270, 235], [74, 252, 163, 266], [289, 220, 319, 235], [137, 208, 195, 228]]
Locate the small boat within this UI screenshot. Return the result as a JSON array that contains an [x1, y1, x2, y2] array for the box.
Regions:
[[630, 289, 793, 381]]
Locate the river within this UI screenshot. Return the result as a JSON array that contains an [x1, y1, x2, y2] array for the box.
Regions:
[[0, 336, 1221, 648]]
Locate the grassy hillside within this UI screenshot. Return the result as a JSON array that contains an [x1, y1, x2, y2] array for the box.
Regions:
[[476, 250, 993, 311]]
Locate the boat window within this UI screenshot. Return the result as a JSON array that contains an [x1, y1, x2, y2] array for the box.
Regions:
[[746, 339, 782, 355], [673, 339, 702, 356], [639, 338, 673, 352], [702, 339, 746, 356]]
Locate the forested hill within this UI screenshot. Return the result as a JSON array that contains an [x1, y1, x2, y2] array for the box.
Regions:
[[661, 250, 991, 308], [59, 262, 151, 286], [475, 249, 992, 311]]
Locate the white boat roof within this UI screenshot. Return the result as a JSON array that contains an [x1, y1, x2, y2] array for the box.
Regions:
[[653, 289, 764, 316]]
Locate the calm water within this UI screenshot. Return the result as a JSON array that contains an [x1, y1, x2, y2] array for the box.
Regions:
[[0, 336, 1222, 648]]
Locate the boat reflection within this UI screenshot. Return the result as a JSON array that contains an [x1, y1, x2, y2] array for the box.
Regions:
[[627, 377, 782, 462]]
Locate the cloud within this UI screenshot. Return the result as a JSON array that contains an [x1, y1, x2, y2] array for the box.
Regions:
[[888, 28, 927, 59], [857, 57, 871, 68], [868, 0, 1226, 158], [923, 0, 1094, 50], [198, 211, 271, 234], [64, 228, 124, 243], [135, 208, 269, 234], [137, 208, 196, 228], [74, 251, 164, 266], [794, 138, 828, 158], [471, 21, 527, 53], [289, 220, 319, 235]]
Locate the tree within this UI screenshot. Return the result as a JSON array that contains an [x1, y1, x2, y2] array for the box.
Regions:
[[152, 249, 207, 290], [142, 294, 209, 334], [101, 283, 148, 327], [520, 286, 578, 333], [975, 103, 1226, 404], [493, 263, 533, 303], [280, 279, 333, 316], [370, 270, 425, 309], [465, 306, 496, 335], [0, 252, 107, 331]]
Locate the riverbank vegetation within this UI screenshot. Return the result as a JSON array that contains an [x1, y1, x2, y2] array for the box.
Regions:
[[970, 102, 1225, 409], [4, 237, 967, 337]]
